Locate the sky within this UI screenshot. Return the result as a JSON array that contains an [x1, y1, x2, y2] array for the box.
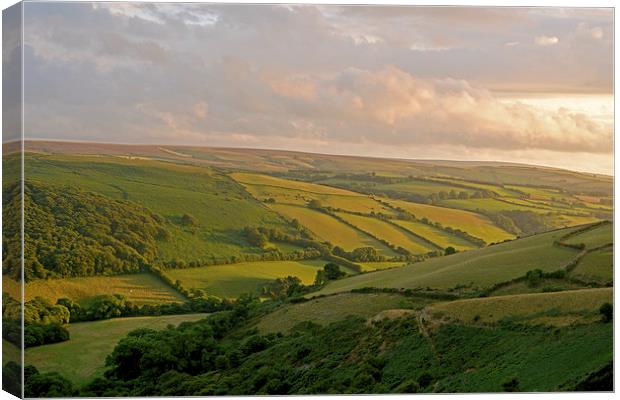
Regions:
[[10, 3, 615, 174]]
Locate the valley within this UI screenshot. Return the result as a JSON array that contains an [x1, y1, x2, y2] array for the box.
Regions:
[[2, 142, 613, 394]]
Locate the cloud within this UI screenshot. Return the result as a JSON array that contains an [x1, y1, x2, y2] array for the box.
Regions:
[[18, 3, 614, 173], [193, 102, 209, 119], [294, 66, 611, 153], [534, 35, 559, 46], [576, 23, 604, 40]]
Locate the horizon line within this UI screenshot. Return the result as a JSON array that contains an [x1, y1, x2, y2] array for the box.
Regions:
[[3, 138, 614, 179]]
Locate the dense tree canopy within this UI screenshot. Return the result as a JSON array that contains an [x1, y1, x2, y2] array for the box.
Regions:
[[3, 182, 168, 280]]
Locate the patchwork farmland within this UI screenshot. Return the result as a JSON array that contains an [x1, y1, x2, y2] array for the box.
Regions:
[[3, 142, 612, 394]]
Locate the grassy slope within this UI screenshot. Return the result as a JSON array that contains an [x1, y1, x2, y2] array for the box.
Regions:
[[3, 339, 21, 365], [166, 259, 333, 299], [25, 313, 209, 384], [564, 223, 613, 248], [232, 172, 393, 215], [440, 197, 551, 214], [269, 204, 396, 255], [385, 199, 514, 243], [358, 262, 406, 272], [9, 274, 186, 307], [392, 219, 477, 251], [431, 178, 520, 197], [23, 154, 292, 261], [488, 278, 588, 297], [255, 292, 429, 333], [366, 179, 476, 197], [310, 226, 583, 296], [427, 288, 612, 326], [335, 212, 436, 254], [571, 247, 613, 283], [431, 322, 612, 392], [232, 173, 356, 195], [23, 142, 613, 195]]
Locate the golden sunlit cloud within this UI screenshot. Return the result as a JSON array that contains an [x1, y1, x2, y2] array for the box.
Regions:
[[18, 3, 614, 174]]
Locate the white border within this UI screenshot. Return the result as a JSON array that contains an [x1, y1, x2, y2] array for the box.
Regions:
[[0, 1, 616, 400]]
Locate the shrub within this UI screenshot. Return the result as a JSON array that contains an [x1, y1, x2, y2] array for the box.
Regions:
[[324, 263, 346, 280], [502, 377, 520, 392], [180, 213, 198, 226], [600, 303, 612, 323], [525, 269, 543, 287], [444, 246, 456, 255]]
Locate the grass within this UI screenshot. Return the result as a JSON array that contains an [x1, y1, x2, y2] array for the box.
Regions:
[[335, 212, 435, 254], [23, 153, 292, 261], [25, 313, 209, 384], [431, 321, 612, 392], [231, 173, 357, 195], [392, 219, 478, 251], [427, 288, 612, 326], [264, 240, 305, 254], [549, 214, 602, 229], [232, 172, 393, 215], [358, 261, 406, 272], [3, 339, 21, 365], [440, 197, 548, 214], [23, 142, 613, 196], [430, 178, 520, 197], [385, 199, 514, 243], [255, 292, 429, 333], [504, 184, 564, 200], [7, 274, 186, 306], [575, 194, 613, 208], [269, 204, 395, 255], [371, 179, 477, 197], [310, 226, 582, 296], [571, 247, 613, 283], [564, 223, 612, 249], [489, 278, 588, 296], [167, 259, 336, 299]]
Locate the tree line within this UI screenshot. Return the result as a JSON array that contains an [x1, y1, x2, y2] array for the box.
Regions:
[[3, 182, 168, 281]]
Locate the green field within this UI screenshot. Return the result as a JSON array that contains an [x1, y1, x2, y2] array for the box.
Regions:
[[549, 214, 602, 229], [564, 223, 613, 249], [571, 247, 613, 283], [233, 172, 393, 214], [167, 259, 334, 298], [232, 173, 357, 195], [255, 292, 428, 333], [6, 273, 185, 306], [23, 142, 613, 196], [392, 219, 478, 251], [335, 212, 436, 254], [428, 288, 612, 326], [440, 197, 548, 214], [368, 179, 477, 197], [3, 339, 21, 365], [430, 178, 520, 197], [270, 203, 395, 255], [10, 143, 614, 395], [488, 278, 588, 297], [310, 226, 584, 296], [22, 154, 294, 261], [358, 261, 406, 272], [385, 199, 514, 243], [25, 313, 209, 384]]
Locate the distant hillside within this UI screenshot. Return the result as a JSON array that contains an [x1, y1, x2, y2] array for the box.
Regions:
[[310, 222, 612, 297], [12, 152, 300, 265], [23, 141, 612, 196]]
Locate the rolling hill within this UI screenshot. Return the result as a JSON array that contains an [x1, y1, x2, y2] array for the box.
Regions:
[[309, 223, 610, 297]]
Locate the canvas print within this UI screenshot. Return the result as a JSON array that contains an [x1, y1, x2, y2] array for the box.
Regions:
[[2, 2, 614, 397]]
